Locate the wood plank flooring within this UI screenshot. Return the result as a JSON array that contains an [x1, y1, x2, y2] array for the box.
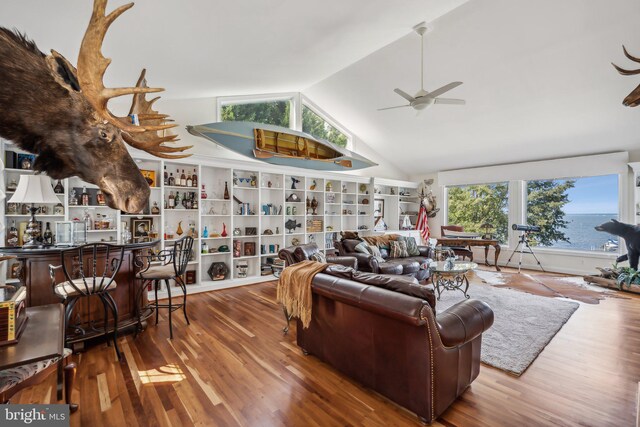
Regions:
[[12, 270, 640, 426]]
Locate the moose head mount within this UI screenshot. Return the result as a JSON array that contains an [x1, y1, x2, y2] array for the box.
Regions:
[[0, 0, 191, 213], [612, 45, 640, 107]]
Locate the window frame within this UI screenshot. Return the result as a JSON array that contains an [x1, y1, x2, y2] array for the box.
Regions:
[[216, 93, 298, 130], [300, 95, 353, 151]]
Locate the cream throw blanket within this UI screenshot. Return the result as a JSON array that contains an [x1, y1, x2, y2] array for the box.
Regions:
[[277, 260, 328, 328]]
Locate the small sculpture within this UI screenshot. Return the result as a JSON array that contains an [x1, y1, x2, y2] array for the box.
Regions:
[[291, 177, 300, 189], [595, 219, 640, 269], [291, 237, 300, 246], [285, 219, 301, 233], [208, 262, 229, 281], [306, 196, 311, 214], [311, 197, 318, 215], [326, 181, 333, 192], [310, 180, 317, 191], [263, 229, 273, 235]]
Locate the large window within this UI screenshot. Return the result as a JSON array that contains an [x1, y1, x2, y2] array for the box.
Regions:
[[526, 175, 619, 252], [302, 105, 349, 148], [220, 99, 292, 127], [447, 182, 509, 244]]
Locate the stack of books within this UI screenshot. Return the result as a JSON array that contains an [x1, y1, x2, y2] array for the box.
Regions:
[[0, 285, 28, 346]]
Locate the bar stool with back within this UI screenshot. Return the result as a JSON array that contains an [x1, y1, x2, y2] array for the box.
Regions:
[[135, 236, 193, 339], [49, 243, 125, 360]]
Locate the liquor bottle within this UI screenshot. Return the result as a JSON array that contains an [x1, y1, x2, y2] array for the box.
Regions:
[[192, 193, 198, 210], [96, 190, 106, 206], [175, 192, 181, 209], [81, 186, 89, 206], [151, 201, 160, 215], [185, 194, 192, 210], [163, 165, 168, 185], [168, 191, 175, 209], [176, 169, 180, 185], [186, 172, 192, 188], [180, 169, 186, 187], [192, 168, 198, 188], [202, 241, 209, 254], [6, 221, 18, 247], [83, 208, 93, 230], [53, 179, 64, 194], [168, 173, 175, 186], [43, 222, 53, 245], [224, 181, 230, 200]]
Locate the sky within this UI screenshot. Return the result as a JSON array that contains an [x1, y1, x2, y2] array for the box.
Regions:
[[560, 174, 618, 215]]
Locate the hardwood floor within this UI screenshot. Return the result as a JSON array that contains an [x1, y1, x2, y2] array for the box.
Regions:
[[12, 271, 640, 426]]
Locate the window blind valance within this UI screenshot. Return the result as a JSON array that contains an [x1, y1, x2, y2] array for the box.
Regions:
[[437, 152, 629, 187]]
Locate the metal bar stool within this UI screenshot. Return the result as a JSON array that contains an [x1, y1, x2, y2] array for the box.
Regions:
[[49, 243, 125, 360], [135, 236, 193, 339]]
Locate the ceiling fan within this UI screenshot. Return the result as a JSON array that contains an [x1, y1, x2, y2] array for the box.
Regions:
[[379, 23, 465, 112]]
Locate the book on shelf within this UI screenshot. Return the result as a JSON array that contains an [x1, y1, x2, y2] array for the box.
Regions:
[[0, 285, 28, 345]]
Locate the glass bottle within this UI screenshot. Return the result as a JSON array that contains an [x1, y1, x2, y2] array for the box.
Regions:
[[180, 169, 186, 187], [81, 186, 89, 206], [201, 184, 208, 199], [224, 181, 230, 200], [192, 193, 198, 210], [6, 221, 18, 247], [69, 189, 78, 206], [96, 189, 106, 206], [192, 168, 198, 188], [186, 172, 192, 188], [43, 222, 53, 245], [202, 226, 209, 238], [83, 208, 93, 230], [53, 180, 64, 194], [163, 165, 168, 185], [202, 241, 209, 254], [168, 191, 175, 209], [151, 201, 160, 215], [175, 192, 182, 209], [168, 173, 175, 186]]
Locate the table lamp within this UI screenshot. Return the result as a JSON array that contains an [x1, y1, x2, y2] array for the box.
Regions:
[[8, 175, 60, 248]]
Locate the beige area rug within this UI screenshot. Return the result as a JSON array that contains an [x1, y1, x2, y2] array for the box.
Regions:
[[472, 270, 623, 304]]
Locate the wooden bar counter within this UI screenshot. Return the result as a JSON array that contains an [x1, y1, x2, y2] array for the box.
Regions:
[[0, 241, 159, 348]]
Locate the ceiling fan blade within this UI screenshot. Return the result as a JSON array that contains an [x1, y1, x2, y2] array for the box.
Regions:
[[427, 82, 463, 98], [434, 98, 466, 105], [378, 105, 412, 111], [394, 89, 415, 102]]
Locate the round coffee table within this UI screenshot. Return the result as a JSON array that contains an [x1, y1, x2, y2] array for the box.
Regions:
[[429, 260, 478, 300]]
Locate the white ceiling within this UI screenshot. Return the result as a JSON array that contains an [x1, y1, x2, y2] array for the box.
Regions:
[[304, 0, 640, 176], [0, 0, 468, 98]]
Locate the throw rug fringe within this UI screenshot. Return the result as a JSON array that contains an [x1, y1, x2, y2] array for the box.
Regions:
[[277, 260, 328, 328]]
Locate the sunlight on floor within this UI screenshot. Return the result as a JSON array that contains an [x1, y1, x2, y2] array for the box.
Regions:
[[139, 363, 186, 385]]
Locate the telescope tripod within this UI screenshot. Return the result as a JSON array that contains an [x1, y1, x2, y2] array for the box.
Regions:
[[506, 231, 545, 273]]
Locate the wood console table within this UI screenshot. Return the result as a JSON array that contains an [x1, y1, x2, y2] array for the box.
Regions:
[[0, 241, 159, 349], [436, 237, 502, 271]]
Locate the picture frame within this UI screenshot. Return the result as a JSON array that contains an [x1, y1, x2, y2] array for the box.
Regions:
[[245, 227, 257, 236], [140, 169, 157, 187], [244, 241, 256, 256], [131, 217, 153, 242], [185, 270, 196, 284], [373, 199, 385, 218]]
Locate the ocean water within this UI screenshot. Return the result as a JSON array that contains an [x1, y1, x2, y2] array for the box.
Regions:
[[540, 213, 619, 252]]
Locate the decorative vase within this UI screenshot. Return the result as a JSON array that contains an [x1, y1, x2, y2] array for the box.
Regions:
[[203, 226, 209, 238], [221, 223, 228, 237], [176, 221, 183, 236], [224, 182, 230, 200]]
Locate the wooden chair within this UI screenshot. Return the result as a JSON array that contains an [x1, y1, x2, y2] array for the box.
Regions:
[[440, 225, 474, 261], [50, 243, 125, 360], [135, 236, 193, 339]]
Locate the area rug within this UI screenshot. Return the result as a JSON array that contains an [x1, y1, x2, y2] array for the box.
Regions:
[[435, 284, 579, 376], [473, 270, 617, 304]]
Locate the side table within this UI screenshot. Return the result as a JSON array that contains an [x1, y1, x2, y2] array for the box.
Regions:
[[429, 261, 478, 300]]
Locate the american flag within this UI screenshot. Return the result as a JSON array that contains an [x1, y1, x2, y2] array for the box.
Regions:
[[416, 199, 430, 242]]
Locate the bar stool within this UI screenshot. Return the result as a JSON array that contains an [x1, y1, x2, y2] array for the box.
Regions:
[[135, 236, 193, 339], [49, 243, 125, 360]]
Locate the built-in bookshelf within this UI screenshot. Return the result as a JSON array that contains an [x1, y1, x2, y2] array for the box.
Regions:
[[0, 139, 414, 298], [372, 178, 420, 232]]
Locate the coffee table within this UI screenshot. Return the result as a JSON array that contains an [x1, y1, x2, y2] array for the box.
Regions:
[[429, 261, 478, 300]]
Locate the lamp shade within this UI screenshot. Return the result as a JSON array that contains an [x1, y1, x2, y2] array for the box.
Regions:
[[8, 175, 60, 204]]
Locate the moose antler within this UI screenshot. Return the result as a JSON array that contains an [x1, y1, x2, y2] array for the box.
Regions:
[[77, 0, 175, 134], [612, 45, 640, 75], [123, 69, 192, 159]]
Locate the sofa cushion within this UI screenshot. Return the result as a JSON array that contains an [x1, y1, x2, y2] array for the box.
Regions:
[[349, 271, 435, 307], [404, 237, 421, 256], [379, 263, 403, 275], [342, 239, 362, 254], [354, 241, 372, 254], [324, 264, 356, 279], [390, 240, 409, 258], [310, 251, 327, 263]]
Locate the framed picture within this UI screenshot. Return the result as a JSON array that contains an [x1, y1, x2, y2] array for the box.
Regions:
[[245, 227, 257, 236], [131, 217, 153, 242], [373, 199, 385, 218], [16, 153, 35, 170], [244, 242, 256, 256], [140, 169, 157, 187], [185, 270, 196, 284]]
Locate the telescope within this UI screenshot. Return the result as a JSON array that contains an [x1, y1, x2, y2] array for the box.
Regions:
[[511, 224, 541, 233]]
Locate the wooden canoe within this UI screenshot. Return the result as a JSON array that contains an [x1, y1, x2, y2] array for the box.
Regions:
[[186, 121, 377, 171]]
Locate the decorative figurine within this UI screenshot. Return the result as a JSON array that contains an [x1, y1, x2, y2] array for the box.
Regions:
[[268, 180, 272, 188], [311, 196, 318, 215], [285, 219, 302, 233], [326, 181, 333, 192], [250, 175, 257, 187], [291, 237, 300, 246], [291, 176, 300, 189], [69, 189, 78, 206], [342, 184, 347, 193], [233, 227, 242, 236], [310, 180, 317, 191], [306, 196, 311, 214], [151, 201, 160, 215], [176, 221, 184, 236]]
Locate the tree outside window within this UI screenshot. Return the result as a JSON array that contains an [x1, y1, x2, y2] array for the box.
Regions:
[[220, 100, 291, 127], [302, 105, 349, 148]]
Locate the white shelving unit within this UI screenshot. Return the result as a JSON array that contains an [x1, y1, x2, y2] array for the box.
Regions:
[[372, 178, 420, 233]]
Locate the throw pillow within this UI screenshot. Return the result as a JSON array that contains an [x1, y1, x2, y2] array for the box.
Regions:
[[310, 251, 327, 263], [369, 244, 382, 258], [390, 240, 409, 258], [405, 237, 421, 256], [354, 241, 373, 254]]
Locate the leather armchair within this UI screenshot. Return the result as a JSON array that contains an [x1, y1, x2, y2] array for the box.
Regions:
[[298, 270, 494, 424], [278, 243, 357, 269]]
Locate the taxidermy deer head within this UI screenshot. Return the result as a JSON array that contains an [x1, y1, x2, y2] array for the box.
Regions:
[[0, 0, 191, 213], [612, 46, 640, 107]]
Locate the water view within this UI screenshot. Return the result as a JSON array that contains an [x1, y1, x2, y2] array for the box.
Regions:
[[542, 213, 619, 252]]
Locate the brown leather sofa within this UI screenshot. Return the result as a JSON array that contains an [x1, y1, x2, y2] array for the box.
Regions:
[[297, 265, 494, 424], [334, 237, 433, 280], [278, 243, 357, 269]]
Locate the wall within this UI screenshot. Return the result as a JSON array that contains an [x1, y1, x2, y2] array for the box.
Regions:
[[411, 152, 632, 275]]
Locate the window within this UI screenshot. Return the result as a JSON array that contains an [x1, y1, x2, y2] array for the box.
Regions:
[[526, 175, 619, 252], [447, 182, 509, 244], [302, 105, 349, 148], [220, 99, 292, 127]]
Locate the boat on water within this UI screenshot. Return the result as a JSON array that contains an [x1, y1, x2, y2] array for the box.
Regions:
[[186, 121, 377, 171], [603, 239, 619, 251]]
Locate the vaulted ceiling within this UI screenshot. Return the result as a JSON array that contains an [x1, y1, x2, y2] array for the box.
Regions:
[[2, 0, 639, 177]]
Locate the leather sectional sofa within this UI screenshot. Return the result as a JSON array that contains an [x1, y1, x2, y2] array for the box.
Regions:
[[334, 237, 433, 281], [296, 265, 494, 424]]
